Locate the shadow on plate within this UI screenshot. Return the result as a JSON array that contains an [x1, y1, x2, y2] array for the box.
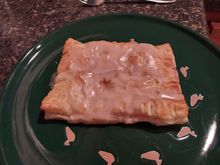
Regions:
[[38, 111, 182, 134]]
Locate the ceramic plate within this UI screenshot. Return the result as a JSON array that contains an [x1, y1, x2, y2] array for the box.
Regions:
[[0, 14, 220, 165]]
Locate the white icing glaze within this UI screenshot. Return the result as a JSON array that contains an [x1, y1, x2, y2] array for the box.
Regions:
[[62, 40, 183, 123]]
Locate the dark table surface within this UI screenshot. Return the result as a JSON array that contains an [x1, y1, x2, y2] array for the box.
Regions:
[[0, 0, 208, 90]]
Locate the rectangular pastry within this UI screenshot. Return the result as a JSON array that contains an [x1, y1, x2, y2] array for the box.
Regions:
[[40, 38, 188, 126]]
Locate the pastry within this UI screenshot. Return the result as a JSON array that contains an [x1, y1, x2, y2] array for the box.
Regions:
[[40, 38, 188, 126]]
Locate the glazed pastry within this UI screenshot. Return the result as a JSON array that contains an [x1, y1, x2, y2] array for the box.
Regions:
[[40, 38, 188, 126]]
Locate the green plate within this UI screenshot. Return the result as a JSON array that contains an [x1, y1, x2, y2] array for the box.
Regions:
[[0, 14, 220, 165]]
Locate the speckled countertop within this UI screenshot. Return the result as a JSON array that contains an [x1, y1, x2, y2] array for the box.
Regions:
[[0, 0, 208, 90]]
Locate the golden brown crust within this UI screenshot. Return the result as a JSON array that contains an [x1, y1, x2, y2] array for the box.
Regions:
[[57, 38, 82, 73], [40, 81, 70, 115]]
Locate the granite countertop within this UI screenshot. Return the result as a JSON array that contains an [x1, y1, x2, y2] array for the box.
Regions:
[[0, 0, 208, 90]]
